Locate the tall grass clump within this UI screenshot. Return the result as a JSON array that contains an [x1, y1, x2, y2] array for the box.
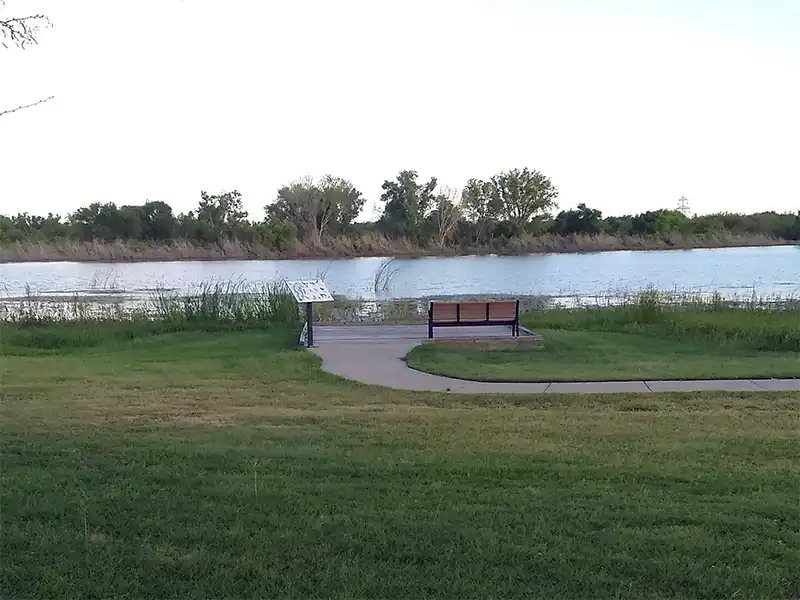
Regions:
[[150, 278, 301, 329], [629, 289, 664, 324]]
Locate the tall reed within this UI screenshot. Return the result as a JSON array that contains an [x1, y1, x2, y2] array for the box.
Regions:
[[150, 278, 301, 328]]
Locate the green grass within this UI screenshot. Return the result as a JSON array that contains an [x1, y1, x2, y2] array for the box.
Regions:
[[2, 322, 800, 599], [408, 292, 800, 382], [407, 329, 800, 382]]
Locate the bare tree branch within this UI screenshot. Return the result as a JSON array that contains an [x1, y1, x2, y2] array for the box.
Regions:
[[0, 95, 54, 117], [1, 2, 54, 116], [1, 2, 50, 49]]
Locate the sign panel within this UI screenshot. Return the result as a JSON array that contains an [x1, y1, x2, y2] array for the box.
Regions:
[[286, 279, 334, 303]]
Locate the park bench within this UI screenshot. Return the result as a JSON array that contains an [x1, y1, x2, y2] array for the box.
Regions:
[[428, 300, 521, 339]]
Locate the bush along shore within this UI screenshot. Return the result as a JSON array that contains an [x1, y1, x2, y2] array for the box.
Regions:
[[2, 169, 799, 263], [1, 231, 797, 263]]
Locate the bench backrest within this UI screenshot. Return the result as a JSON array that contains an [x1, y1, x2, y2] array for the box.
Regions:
[[430, 300, 518, 323]]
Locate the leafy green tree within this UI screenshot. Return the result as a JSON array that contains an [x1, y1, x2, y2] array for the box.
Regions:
[[321, 175, 365, 232], [68, 203, 141, 241], [461, 178, 500, 243], [490, 168, 558, 234], [0, 215, 23, 243], [267, 175, 365, 240], [787, 213, 800, 241], [267, 178, 320, 239], [253, 220, 297, 251], [630, 210, 690, 236], [0, 212, 67, 242], [551, 203, 603, 235], [140, 201, 177, 241], [379, 170, 437, 242], [198, 190, 247, 229], [191, 190, 249, 242]]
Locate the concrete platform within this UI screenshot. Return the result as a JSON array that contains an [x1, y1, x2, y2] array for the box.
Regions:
[[314, 323, 525, 343], [310, 324, 800, 394]]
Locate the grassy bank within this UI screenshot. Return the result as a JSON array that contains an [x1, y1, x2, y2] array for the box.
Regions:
[[1, 231, 794, 263], [408, 292, 800, 382], [408, 328, 800, 381], [2, 322, 800, 599]]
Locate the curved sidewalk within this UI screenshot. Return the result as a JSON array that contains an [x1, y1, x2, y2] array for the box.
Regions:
[[310, 324, 800, 394]]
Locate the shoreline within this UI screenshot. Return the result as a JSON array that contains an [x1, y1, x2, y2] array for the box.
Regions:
[[1, 235, 796, 264]]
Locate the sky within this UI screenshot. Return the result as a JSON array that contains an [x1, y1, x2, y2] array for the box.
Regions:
[[1, 0, 798, 221]]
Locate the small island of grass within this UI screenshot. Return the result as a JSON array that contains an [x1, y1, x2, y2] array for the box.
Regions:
[[407, 293, 800, 382]]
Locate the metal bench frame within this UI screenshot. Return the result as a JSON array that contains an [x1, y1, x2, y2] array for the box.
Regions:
[[428, 300, 521, 339]]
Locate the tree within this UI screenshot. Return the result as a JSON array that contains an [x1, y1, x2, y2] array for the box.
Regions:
[[630, 210, 689, 236], [320, 175, 365, 232], [140, 201, 177, 241], [68, 203, 142, 241], [253, 220, 297, 251], [1, 1, 49, 48], [490, 168, 558, 234], [551, 203, 603, 235], [602, 215, 634, 236], [461, 178, 501, 243], [176, 191, 249, 244], [379, 170, 437, 242], [429, 186, 462, 248], [196, 190, 248, 240], [788, 212, 800, 241], [7, 212, 67, 241], [267, 175, 366, 241], [1, 1, 54, 116]]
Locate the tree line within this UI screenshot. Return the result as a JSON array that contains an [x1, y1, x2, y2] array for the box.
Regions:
[[2, 168, 799, 251]]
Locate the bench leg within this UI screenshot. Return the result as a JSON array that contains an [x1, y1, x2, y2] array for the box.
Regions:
[[428, 321, 433, 339]]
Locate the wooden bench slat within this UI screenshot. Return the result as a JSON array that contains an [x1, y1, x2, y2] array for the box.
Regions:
[[488, 301, 518, 320], [458, 302, 488, 322], [431, 303, 458, 322]]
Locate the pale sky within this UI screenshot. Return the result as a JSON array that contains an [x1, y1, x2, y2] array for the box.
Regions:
[[1, 0, 798, 221]]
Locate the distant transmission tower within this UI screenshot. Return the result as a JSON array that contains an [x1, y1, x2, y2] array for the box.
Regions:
[[676, 195, 690, 214]]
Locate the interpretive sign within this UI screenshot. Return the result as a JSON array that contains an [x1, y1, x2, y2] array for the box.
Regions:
[[286, 279, 334, 347], [286, 279, 334, 303]]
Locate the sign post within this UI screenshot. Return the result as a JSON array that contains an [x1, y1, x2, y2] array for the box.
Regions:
[[306, 301, 314, 347], [286, 279, 334, 348]]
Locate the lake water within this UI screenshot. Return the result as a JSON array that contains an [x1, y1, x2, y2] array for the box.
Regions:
[[1, 245, 798, 303]]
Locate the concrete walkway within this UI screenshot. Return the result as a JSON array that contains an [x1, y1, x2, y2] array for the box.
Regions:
[[310, 324, 800, 394]]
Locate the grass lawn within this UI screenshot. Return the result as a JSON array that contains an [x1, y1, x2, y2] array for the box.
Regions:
[[2, 324, 800, 599], [406, 329, 800, 382]]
